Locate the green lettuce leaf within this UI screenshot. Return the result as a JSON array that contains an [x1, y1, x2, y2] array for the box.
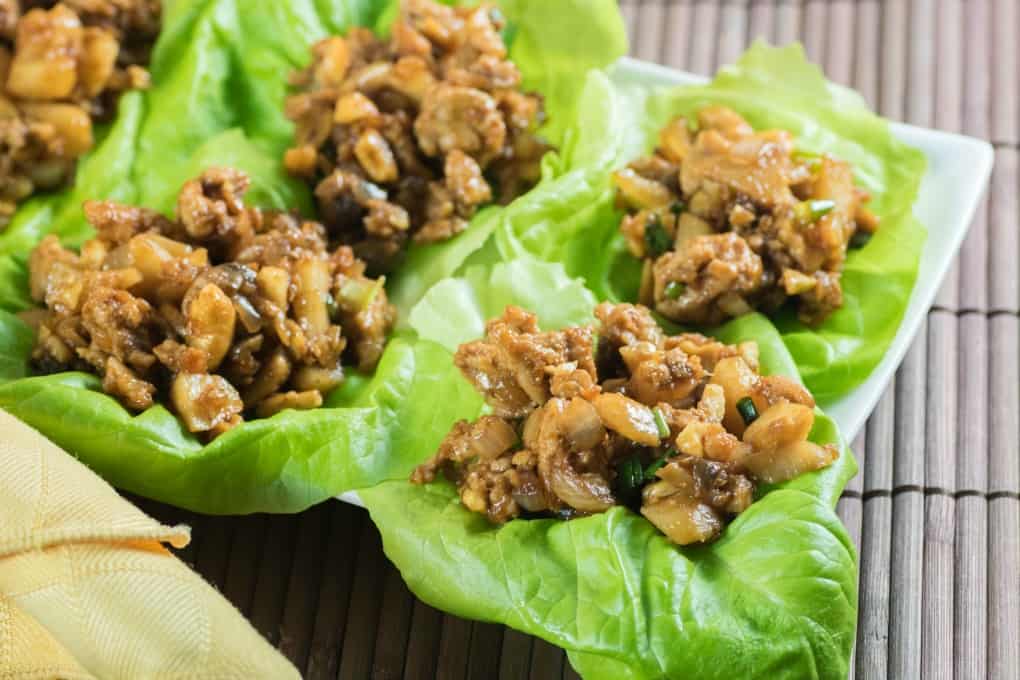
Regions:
[[362, 257, 858, 680], [0, 0, 626, 512], [486, 43, 927, 403]]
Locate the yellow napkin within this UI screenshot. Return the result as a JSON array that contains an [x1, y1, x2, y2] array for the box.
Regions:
[[0, 410, 301, 679]]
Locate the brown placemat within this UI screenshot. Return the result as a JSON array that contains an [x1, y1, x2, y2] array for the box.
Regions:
[[141, 1, 1020, 677]]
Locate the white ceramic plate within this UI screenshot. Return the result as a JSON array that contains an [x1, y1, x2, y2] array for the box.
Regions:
[[338, 58, 994, 507]]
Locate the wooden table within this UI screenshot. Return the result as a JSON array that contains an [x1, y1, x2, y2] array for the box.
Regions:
[[143, 1, 1020, 677]]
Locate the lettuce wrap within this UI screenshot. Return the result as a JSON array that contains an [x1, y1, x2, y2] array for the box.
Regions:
[[359, 255, 858, 680], [0, 0, 627, 513]]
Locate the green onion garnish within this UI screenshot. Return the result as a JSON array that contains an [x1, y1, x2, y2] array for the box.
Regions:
[[796, 199, 836, 223], [617, 457, 645, 497], [849, 231, 872, 249], [736, 397, 759, 425], [670, 201, 686, 215], [793, 150, 822, 170], [653, 408, 670, 439], [644, 450, 673, 481], [643, 214, 671, 257], [664, 281, 686, 299]]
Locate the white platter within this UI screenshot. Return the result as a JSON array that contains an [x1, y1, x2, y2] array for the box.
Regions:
[[338, 57, 994, 507]]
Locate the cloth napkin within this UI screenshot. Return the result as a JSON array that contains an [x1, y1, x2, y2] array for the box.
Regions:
[[0, 409, 300, 679]]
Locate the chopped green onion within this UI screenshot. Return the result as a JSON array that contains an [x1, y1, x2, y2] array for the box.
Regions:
[[338, 277, 384, 312], [653, 408, 670, 439], [664, 281, 686, 300], [794, 199, 836, 224], [616, 457, 645, 498], [670, 201, 686, 215], [644, 450, 673, 481], [849, 230, 872, 249], [643, 214, 671, 257], [794, 152, 823, 172], [325, 293, 339, 320], [736, 396, 759, 425]]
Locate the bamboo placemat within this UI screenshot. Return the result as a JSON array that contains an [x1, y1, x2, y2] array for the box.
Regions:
[[140, 1, 1020, 677]]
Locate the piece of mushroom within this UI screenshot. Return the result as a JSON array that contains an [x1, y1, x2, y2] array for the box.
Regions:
[[592, 392, 661, 446], [640, 482, 722, 545], [184, 283, 236, 371], [292, 257, 332, 334], [242, 348, 292, 407], [170, 372, 244, 433], [255, 390, 324, 418]]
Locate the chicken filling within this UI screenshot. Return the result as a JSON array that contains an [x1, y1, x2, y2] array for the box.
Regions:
[[1, 0, 161, 228], [25, 167, 395, 438], [614, 105, 880, 326], [412, 302, 838, 545], [284, 0, 548, 271]]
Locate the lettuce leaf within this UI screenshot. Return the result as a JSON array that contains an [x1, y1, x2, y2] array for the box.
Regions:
[[0, 0, 626, 513], [361, 257, 858, 680], [486, 43, 927, 404]]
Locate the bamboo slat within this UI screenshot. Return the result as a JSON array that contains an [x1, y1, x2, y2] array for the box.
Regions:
[[989, 149, 1019, 312], [894, 336, 927, 489], [465, 623, 504, 679], [632, 0, 666, 63], [746, 1, 773, 44], [772, 0, 800, 46], [305, 504, 360, 679], [856, 492, 892, 679], [715, 1, 746, 67], [824, 0, 854, 88], [957, 194, 989, 313], [528, 639, 565, 680], [800, 0, 827, 67], [991, 0, 1019, 145], [278, 505, 331, 669], [337, 519, 387, 680], [921, 493, 955, 680], [907, 0, 936, 129], [879, 0, 908, 122], [888, 488, 924, 679], [932, 0, 963, 310], [194, 516, 232, 592], [954, 495, 988, 679], [403, 602, 443, 680], [988, 497, 1020, 680], [221, 515, 265, 618], [888, 333, 928, 678], [956, 0, 991, 313], [989, 315, 1020, 494], [661, 2, 693, 69], [957, 314, 989, 494], [863, 388, 896, 494], [435, 615, 473, 679], [499, 629, 534, 680], [248, 515, 300, 647], [372, 563, 416, 680], [562, 660, 583, 680], [852, 0, 880, 110], [688, 1, 720, 74], [926, 311, 959, 492]]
